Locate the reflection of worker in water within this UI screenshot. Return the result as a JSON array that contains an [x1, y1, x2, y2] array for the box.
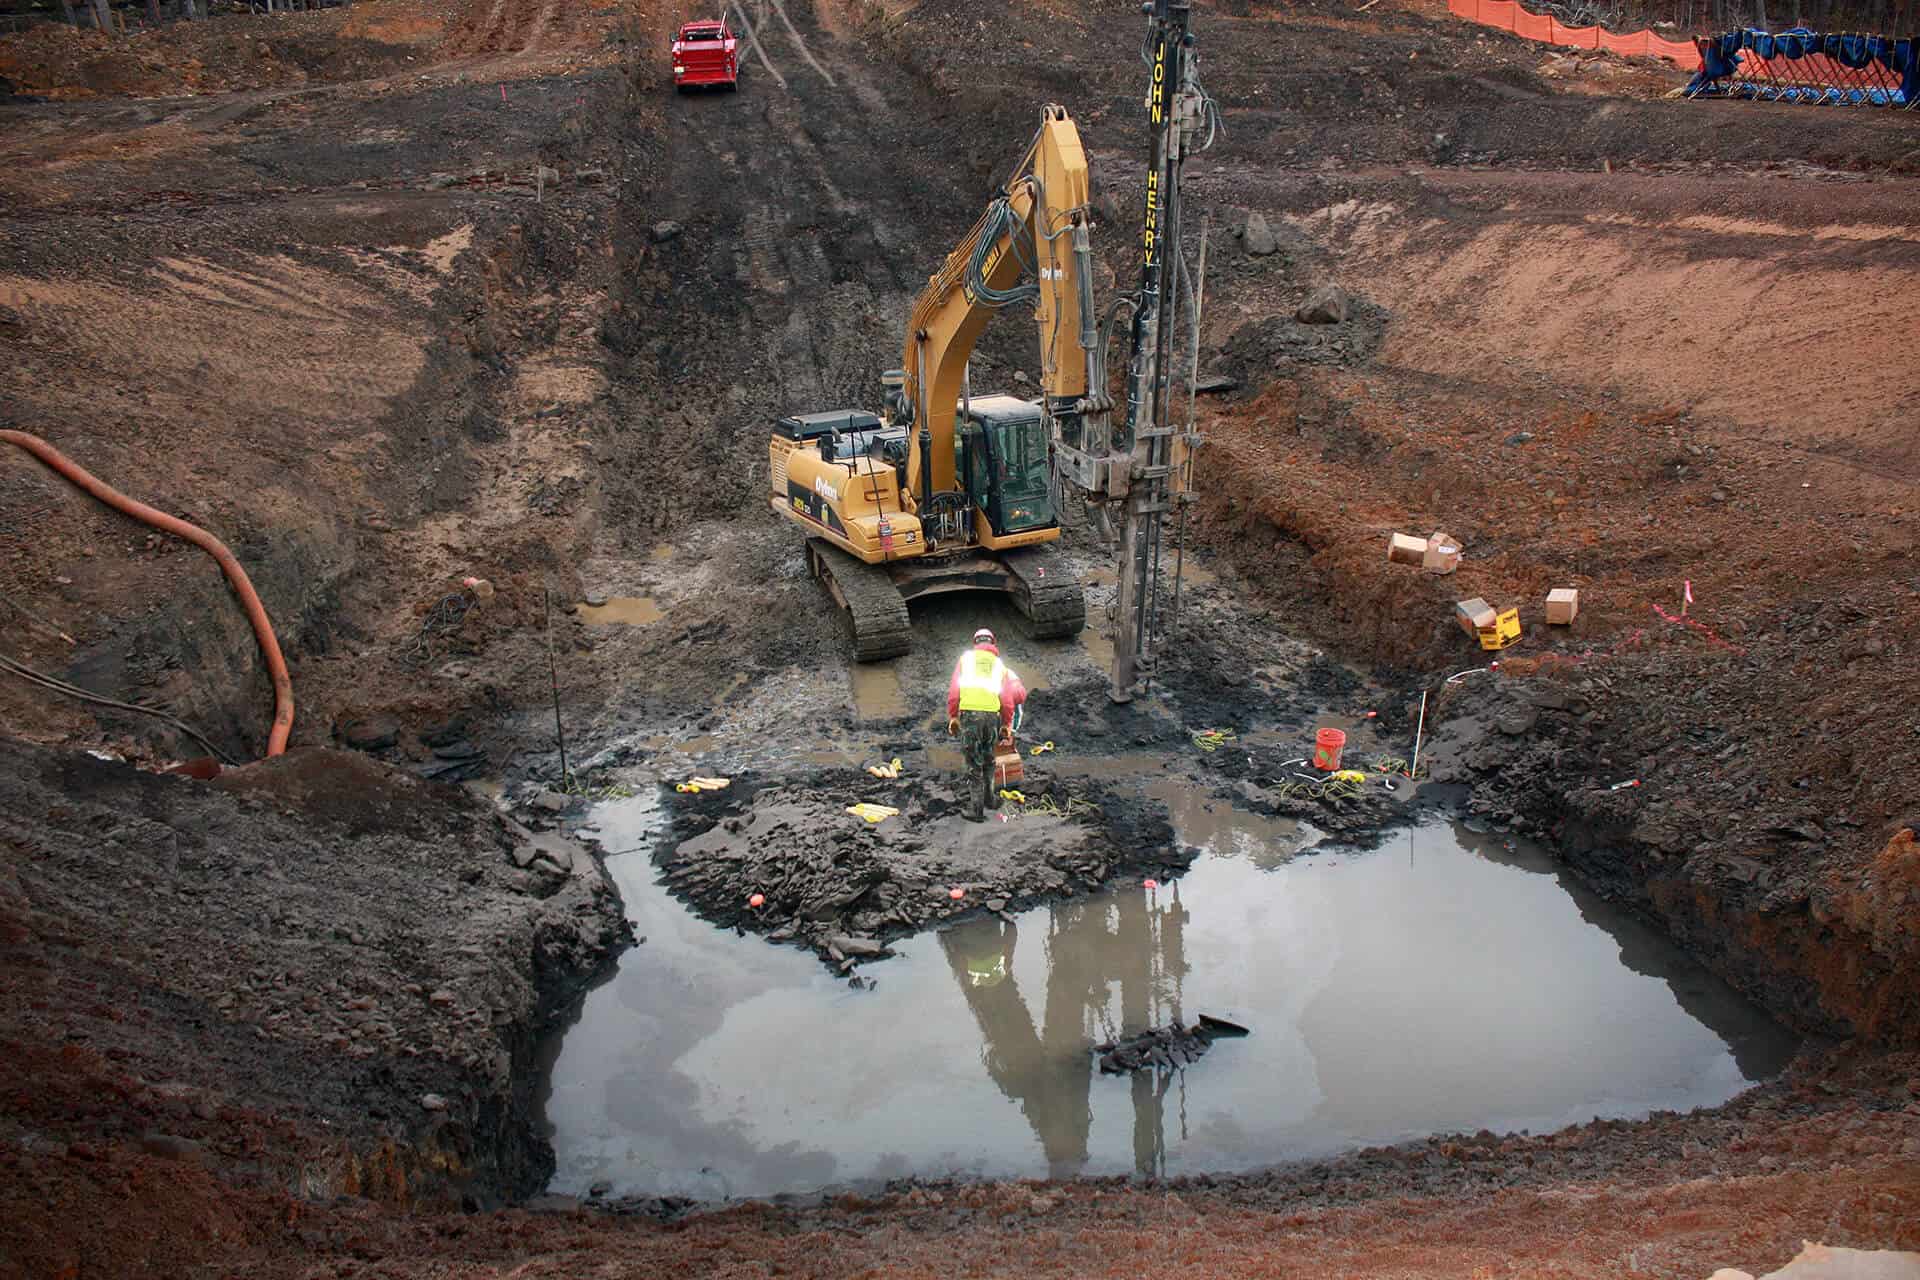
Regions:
[[944, 627, 1026, 822], [942, 917, 1091, 1177], [940, 883, 1192, 1179]]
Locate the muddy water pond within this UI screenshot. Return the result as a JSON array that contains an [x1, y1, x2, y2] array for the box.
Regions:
[[578, 596, 665, 626], [540, 793, 1795, 1201]]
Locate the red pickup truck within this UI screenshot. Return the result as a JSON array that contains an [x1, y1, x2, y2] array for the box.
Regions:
[[672, 19, 740, 92]]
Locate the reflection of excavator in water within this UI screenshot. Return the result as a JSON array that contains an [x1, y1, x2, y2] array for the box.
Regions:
[[769, 2, 1213, 697], [940, 882, 1192, 1179]]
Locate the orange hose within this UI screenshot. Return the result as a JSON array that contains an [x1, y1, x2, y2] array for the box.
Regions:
[[1, 429, 294, 757]]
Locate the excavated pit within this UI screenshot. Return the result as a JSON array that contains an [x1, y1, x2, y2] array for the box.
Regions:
[[538, 775, 1796, 1201], [5, 0, 1920, 1271]]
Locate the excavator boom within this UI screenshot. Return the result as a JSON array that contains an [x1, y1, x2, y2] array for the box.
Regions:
[[901, 106, 1093, 505]]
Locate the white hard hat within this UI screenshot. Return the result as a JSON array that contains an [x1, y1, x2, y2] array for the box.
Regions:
[[973, 627, 995, 645]]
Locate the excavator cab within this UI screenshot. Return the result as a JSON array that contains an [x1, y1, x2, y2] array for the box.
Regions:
[[958, 395, 1056, 540]]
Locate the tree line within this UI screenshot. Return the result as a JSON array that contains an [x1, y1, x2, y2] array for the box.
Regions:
[[1548, 0, 1914, 32], [6, 0, 339, 35]]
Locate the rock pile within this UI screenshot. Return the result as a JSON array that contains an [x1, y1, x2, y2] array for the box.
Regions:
[[1095, 1015, 1250, 1074]]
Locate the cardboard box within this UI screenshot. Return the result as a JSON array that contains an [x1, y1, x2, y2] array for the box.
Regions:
[[993, 735, 1024, 788], [1546, 588, 1580, 625], [1455, 597, 1496, 636], [1423, 531, 1461, 575], [1387, 533, 1429, 566]]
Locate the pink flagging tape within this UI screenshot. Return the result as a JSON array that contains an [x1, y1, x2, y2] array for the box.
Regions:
[[1651, 603, 1744, 653]]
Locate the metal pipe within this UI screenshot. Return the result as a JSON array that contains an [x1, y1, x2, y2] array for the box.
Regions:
[[1072, 221, 1098, 360], [961, 361, 978, 532], [1411, 690, 1429, 782], [1168, 217, 1207, 643]]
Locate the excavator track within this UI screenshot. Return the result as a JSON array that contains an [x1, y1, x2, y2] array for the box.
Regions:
[[1002, 545, 1086, 641], [807, 539, 912, 661]]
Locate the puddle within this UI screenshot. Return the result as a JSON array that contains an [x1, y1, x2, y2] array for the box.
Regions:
[[1078, 624, 1115, 676], [1083, 559, 1216, 593], [543, 795, 1797, 1199], [464, 777, 507, 805], [851, 662, 908, 721], [1176, 558, 1218, 590], [578, 596, 665, 626], [797, 746, 862, 767]]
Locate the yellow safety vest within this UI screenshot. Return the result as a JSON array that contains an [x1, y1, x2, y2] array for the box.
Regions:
[[955, 648, 1006, 713], [964, 949, 1009, 988]]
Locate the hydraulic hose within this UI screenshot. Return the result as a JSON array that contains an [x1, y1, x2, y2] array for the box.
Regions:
[[1, 429, 294, 757]]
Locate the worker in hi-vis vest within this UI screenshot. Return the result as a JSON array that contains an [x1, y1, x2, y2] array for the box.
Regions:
[[945, 627, 1027, 822]]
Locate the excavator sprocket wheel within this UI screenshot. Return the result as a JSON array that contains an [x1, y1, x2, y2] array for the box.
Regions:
[[808, 539, 912, 661]]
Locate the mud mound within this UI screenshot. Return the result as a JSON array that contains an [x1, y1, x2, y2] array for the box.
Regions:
[[649, 765, 1180, 970], [1219, 290, 1390, 373], [1195, 727, 1418, 837]]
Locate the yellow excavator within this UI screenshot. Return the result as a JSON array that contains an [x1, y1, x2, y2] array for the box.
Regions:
[[770, 1, 1210, 692], [767, 106, 1093, 660]]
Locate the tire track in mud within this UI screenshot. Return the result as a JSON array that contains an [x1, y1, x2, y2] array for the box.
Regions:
[[603, 0, 976, 527], [443, 0, 590, 59]]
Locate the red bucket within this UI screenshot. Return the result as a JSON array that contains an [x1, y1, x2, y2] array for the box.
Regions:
[[1312, 727, 1346, 771]]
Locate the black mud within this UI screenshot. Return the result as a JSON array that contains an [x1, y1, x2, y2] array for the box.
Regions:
[[0, 740, 628, 1207], [646, 765, 1180, 972]]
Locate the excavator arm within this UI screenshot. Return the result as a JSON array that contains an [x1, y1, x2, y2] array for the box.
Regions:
[[899, 106, 1099, 510]]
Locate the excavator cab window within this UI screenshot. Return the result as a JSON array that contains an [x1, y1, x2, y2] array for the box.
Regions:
[[990, 419, 1053, 532], [960, 403, 1055, 536]]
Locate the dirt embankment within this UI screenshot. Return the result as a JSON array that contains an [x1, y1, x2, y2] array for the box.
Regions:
[[0, 0, 622, 99], [23, 1044, 1915, 1277], [0, 2, 436, 99], [1159, 165, 1919, 1045], [0, 739, 626, 1277], [0, 40, 646, 773]]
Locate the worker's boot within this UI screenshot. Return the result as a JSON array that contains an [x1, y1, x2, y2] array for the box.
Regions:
[[985, 770, 1001, 811], [961, 772, 985, 822]]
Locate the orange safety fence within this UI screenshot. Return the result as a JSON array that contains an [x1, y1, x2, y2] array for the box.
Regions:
[[1448, 0, 1702, 68]]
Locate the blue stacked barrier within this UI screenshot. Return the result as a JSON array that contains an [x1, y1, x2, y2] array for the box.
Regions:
[[1686, 27, 1916, 107]]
